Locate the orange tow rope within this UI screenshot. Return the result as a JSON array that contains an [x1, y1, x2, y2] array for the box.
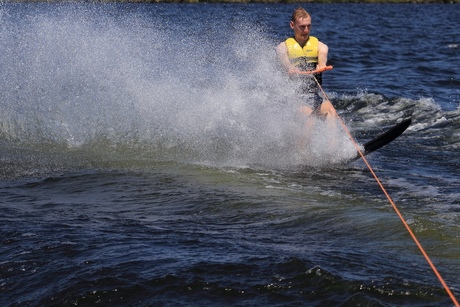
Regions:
[[299, 66, 459, 306]]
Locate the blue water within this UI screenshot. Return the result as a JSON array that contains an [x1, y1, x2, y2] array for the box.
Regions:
[[1, 3, 459, 306]]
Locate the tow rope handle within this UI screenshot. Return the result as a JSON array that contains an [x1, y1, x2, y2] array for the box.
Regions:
[[288, 65, 333, 75]]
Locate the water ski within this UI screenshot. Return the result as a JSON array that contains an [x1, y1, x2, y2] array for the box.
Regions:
[[353, 118, 412, 161]]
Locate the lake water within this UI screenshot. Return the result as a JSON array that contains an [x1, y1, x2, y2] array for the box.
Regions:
[[1, 3, 459, 306]]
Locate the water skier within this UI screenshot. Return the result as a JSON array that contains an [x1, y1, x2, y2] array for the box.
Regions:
[[276, 7, 335, 120]]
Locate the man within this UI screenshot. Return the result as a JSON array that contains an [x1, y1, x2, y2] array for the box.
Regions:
[[276, 7, 335, 119]]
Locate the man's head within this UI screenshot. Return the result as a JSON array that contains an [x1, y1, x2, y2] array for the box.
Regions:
[[290, 7, 312, 46], [291, 7, 310, 23]]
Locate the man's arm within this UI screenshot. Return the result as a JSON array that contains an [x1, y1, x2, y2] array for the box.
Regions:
[[276, 42, 299, 72], [317, 41, 328, 69]]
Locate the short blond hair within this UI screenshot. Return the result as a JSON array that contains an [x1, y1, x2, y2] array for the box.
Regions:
[[291, 7, 310, 22]]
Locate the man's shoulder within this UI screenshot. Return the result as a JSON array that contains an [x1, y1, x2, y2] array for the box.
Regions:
[[318, 41, 328, 50], [276, 41, 287, 51]]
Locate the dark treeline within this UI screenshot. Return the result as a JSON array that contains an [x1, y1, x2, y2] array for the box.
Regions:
[[3, 0, 460, 3]]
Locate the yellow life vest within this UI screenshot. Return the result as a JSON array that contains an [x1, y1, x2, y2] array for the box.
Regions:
[[285, 36, 319, 70]]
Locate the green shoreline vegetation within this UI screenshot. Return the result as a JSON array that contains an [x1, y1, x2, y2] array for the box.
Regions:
[[3, 0, 459, 3]]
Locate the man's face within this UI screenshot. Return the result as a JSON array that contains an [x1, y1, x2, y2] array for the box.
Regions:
[[290, 16, 312, 43]]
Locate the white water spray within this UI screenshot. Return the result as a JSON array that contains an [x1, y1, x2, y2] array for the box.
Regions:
[[0, 4, 356, 170]]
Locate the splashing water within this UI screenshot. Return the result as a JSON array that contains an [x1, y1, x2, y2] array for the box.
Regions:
[[0, 4, 356, 175]]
